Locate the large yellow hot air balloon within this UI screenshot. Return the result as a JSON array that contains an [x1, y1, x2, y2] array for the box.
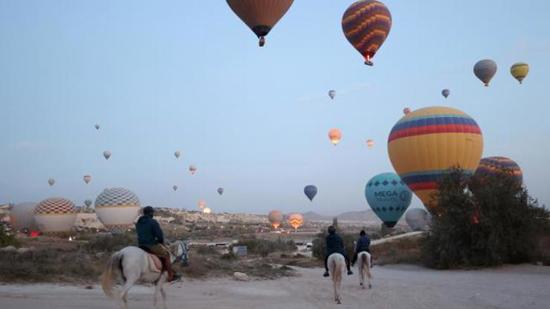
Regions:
[[387, 106, 483, 212], [328, 128, 342, 145], [510, 62, 529, 84], [287, 213, 303, 230]]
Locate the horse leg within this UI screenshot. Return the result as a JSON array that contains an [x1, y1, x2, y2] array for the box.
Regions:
[[154, 273, 168, 309], [119, 275, 138, 309], [160, 280, 167, 309]]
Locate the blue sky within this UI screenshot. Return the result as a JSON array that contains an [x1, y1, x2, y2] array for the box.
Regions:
[[1, 0, 549, 215]]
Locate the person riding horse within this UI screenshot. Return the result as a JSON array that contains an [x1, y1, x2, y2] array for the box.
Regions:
[[323, 225, 353, 277], [351, 230, 371, 266], [135, 206, 180, 282]]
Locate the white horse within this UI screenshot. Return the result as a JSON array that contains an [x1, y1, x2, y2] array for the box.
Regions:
[[357, 251, 372, 289], [327, 253, 346, 304], [101, 240, 188, 309]]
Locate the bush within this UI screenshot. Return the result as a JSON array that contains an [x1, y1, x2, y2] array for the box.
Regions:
[[422, 168, 550, 269], [0, 224, 18, 248], [312, 230, 356, 261], [235, 237, 296, 257], [85, 232, 137, 253]]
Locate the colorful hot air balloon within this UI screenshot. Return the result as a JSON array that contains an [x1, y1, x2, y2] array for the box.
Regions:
[[510, 62, 529, 84], [84, 199, 93, 208], [95, 124, 100, 130], [268, 210, 283, 228], [366, 139, 375, 148], [48, 178, 55, 186], [474, 156, 523, 185], [328, 90, 336, 100], [95, 188, 141, 233], [474, 59, 497, 86], [203, 207, 212, 214], [198, 199, 206, 210], [342, 0, 392, 66], [217, 187, 224, 195], [9, 202, 38, 231], [304, 185, 318, 201], [174, 151, 181, 159], [34, 197, 77, 233], [403, 107, 411, 115], [103, 151, 111, 160], [189, 165, 197, 175], [328, 128, 342, 145], [287, 213, 303, 230], [226, 0, 294, 47], [365, 173, 412, 228], [173, 185, 178, 191], [405, 208, 431, 231], [83, 175, 91, 184], [441, 89, 450, 98], [387, 106, 484, 212]]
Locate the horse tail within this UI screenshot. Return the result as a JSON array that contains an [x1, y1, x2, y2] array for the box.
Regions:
[[332, 256, 342, 282], [362, 252, 372, 279], [101, 250, 123, 299]]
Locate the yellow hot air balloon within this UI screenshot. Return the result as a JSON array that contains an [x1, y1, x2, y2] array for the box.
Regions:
[[287, 213, 303, 230], [510, 62, 529, 84], [387, 106, 483, 212], [328, 128, 342, 145]]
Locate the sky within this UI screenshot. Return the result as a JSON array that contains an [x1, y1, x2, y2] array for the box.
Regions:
[[1, 0, 549, 215]]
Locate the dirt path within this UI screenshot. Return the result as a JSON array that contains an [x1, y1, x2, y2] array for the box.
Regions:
[[1, 264, 549, 309]]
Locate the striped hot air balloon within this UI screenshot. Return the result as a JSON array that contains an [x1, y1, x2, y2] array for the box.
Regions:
[[95, 188, 141, 233], [387, 106, 484, 212], [475, 156, 523, 185], [34, 198, 77, 233], [342, 0, 392, 66], [287, 213, 303, 230]]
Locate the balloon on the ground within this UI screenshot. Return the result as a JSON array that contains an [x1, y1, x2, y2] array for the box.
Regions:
[[174, 151, 181, 159], [510, 62, 529, 84], [287, 213, 304, 230], [83, 175, 91, 184], [94, 188, 141, 233], [189, 165, 197, 175], [103, 151, 111, 160], [217, 187, 224, 195], [172, 185, 178, 191], [9, 202, 38, 231], [304, 185, 318, 201], [403, 107, 411, 115], [84, 199, 92, 208], [226, 0, 294, 47], [203, 207, 212, 214], [365, 173, 412, 228], [328, 90, 336, 99], [441, 89, 450, 98], [474, 59, 497, 86], [33, 198, 77, 233], [198, 200, 206, 210], [328, 128, 342, 145], [388, 106, 484, 212], [475, 156, 523, 185], [366, 139, 374, 148], [405, 208, 431, 231], [342, 0, 392, 66], [48, 178, 55, 186], [95, 124, 100, 130], [268, 210, 283, 228]]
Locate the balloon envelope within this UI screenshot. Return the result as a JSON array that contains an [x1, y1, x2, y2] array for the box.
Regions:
[[84, 199, 93, 208], [474, 59, 497, 86], [83, 175, 91, 184], [441, 89, 450, 98], [189, 165, 197, 175], [403, 107, 411, 115], [217, 187, 224, 195], [304, 185, 318, 201], [95, 124, 100, 130], [365, 173, 412, 228], [388, 106, 483, 212], [226, 0, 294, 46], [34, 198, 77, 233], [174, 151, 181, 159], [173, 185, 178, 191], [48, 178, 55, 186], [475, 156, 523, 185], [328, 90, 336, 99], [342, 0, 392, 65], [203, 207, 212, 214], [287, 213, 304, 230], [328, 128, 342, 145], [198, 200, 206, 210], [95, 188, 141, 233], [9, 202, 38, 231], [103, 151, 111, 160], [510, 62, 529, 84], [268, 210, 283, 228], [405, 208, 431, 231], [366, 139, 375, 148]]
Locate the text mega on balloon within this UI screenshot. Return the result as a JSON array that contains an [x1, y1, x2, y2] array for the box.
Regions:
[[387, 106, 483, 212], [94, 188, 141, 232], [365, 173, 412, 228]]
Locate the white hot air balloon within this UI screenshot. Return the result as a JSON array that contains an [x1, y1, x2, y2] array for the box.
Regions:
[[48, 178, 56, 186], [189, 165, 197, 175], [10, 202, 38, 231], [34, 197, 77, 233], [405, 208, 431, 231], [103, 151, 111, 160], [83, 175, 92, 184], [95, 188, 141, 233]]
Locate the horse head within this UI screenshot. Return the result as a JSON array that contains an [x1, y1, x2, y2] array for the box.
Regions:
[[167, 240, 189, 265]]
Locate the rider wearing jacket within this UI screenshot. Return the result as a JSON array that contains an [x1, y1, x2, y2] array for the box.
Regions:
[[323, 225, 353, 277], [352, 230, 371, 265]]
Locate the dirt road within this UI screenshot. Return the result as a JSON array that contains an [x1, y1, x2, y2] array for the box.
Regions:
[[1, 264, 548, 309]]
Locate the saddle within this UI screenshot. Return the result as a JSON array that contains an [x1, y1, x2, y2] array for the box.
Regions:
[[147, 254, 163, 273]]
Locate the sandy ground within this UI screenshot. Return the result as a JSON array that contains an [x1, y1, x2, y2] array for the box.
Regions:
[[1, 264, 549, 309]]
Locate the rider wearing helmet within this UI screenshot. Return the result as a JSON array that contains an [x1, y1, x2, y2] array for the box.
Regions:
[[136, 206, 179, 282], [323, 225, 353, 277]]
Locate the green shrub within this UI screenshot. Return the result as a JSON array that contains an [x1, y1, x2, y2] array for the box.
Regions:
[[235, 237, 296, 257], [0, 224, 18, 248], [312, 230, 356, 260], [85, 232, 137, 253]]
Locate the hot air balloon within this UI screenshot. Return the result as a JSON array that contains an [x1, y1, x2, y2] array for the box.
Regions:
[[95, 124, 100, 130], [474, 156, 523, 185], [474, 59, 497, 86], [226, 0, 294, 47], [441, 89, 450, 98], [48, 178, 55, 186], [403, 107, 411, 115], [189, 165, 197, 175], [203, 207, 212, 214], [217, 187, 224, 195], [83, 175, 91, 184], [342, 0, 392, 66], [173, 185, 178, 191], [9, 202, 38, 231], [174, 151, 181, 159], [287, 213, 303, 230], [95, 188, 141, 233], [366, 139, 375, 149], [84, 199, 93, 208], [510, 62, 529, 84], [103, 151, 111, 160], [34, 197, 77, 233], [387, 106, 484, 212], [268, 210, 283, 228], [304, 185, 318, 201], [405, 208, 431, 231], [328, 90, 336, 100], [198, 200, 206, 210], [328, 128, 342, 145], [365, 173, 412, 228]]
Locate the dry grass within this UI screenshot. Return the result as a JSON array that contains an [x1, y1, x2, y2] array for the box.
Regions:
[[371, 233, 425, 265]]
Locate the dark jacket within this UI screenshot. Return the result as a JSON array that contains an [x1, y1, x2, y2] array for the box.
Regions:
[[355, 235, 371, 253], [135, 214, 164, 248], [325, 233, 346, 255]]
